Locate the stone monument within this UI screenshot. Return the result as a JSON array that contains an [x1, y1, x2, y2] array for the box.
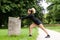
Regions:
[[8, 17, 21, 36]]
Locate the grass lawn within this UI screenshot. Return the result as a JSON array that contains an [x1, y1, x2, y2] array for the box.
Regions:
[[0, 28, 38, 40], [44, 24, 60, 32]]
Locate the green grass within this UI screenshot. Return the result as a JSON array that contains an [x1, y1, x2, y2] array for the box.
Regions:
[[44, 24, 60, 32], [0, 28, 38, 40]]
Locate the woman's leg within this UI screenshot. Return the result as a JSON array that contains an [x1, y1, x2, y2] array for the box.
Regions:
[[29, 23, 37, 35], [38, 24, 48, 35], [38, 24, 50, 38]]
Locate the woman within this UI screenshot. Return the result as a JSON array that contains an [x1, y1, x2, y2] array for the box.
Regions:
[[20, 8, 50, 38]]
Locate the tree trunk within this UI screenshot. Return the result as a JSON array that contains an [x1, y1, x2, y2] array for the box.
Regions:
[[8, 17, 21, 36]]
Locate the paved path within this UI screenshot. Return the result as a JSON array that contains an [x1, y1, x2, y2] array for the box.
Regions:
[[37, 28, 60, 40]]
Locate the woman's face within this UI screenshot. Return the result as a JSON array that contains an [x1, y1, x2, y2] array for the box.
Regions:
[[28, 9, 31, 14]]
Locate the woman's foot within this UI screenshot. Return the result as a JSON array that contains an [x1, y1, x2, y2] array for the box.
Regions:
[[29, 34, 32, 37], [45, 35, 50, 38]]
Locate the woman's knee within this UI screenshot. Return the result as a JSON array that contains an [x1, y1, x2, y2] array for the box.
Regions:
[[38, 24, 44, 27], [29, 26, 33, 29], [39, 24, 43, 26], [29, 23, 36, 29]]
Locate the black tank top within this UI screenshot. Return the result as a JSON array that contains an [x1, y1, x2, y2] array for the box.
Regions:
[[21, 14, 40, 23]]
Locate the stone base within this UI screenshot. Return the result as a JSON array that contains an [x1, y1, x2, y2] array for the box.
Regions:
[[8, 17, 21, 36]]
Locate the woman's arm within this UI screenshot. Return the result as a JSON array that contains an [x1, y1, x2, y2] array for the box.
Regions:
[[20, 16, 28, 20], [20, 15, 30, 20]]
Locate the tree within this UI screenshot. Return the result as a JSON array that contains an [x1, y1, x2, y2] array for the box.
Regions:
[[0, 0, 43, 28], [46, 0, 60, 24]]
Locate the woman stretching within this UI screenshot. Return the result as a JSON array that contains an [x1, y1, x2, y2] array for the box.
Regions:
[[20, 8, 50, 38]]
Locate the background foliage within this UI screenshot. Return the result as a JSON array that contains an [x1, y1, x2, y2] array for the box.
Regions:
[[45, 0, 60, 24], [0, 0, 43, 28]]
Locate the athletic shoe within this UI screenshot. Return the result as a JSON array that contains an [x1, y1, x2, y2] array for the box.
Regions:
[[29, 34, 32, 37], [45, 35, 50, 38]]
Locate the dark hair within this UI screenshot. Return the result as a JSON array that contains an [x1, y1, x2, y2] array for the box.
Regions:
[[28, 9, 33, 14], [30, 10, 33, 13]]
